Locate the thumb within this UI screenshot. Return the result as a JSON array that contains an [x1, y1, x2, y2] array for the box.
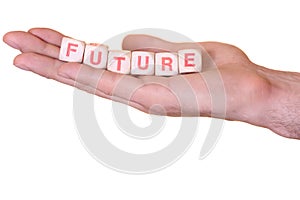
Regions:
[[122, 34, 215, 71], [122, 34, 188, 52]]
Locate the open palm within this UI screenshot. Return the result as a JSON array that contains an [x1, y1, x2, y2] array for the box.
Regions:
[[4, 28, 282, 137]]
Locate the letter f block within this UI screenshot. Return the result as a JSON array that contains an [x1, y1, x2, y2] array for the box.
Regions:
[[59, 37, 85, 62]]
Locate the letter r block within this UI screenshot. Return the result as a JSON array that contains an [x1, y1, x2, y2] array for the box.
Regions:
[[178, 49, 202, 73], [107, 50, 131, 74], [131, 51, 155, 75], [83, 44, 108, 69], [59, 37, 85, 62], [155, 52, 178, 76]]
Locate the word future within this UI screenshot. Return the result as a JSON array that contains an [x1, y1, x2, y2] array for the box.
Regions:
[[59, 37, 202, 76]]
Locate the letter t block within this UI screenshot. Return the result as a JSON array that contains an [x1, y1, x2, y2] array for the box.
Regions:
[[107, 50, 131, 74], [59, 37, 85, 62]]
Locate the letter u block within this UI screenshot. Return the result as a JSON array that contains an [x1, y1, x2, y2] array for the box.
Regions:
[[59, 37, 85, 62], [155, 52, 178, 76], [107, 50, 131, 74], [131, 51, 155, 75], [83, 43, 108, 69]]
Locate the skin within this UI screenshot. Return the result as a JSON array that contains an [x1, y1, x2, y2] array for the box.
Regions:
[[3, 28, 300, 139]]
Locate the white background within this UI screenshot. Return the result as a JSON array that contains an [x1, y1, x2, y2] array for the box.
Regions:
[[1, 0, 300, 199]]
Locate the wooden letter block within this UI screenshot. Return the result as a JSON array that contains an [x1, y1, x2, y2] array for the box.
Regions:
[[155, 52, 178, 76], [107, 50, 131, 74], [178, 49, 202, 73], [83, 44, 108, 69], [59, 37, 85, 62], [131, 51, 155, 75]]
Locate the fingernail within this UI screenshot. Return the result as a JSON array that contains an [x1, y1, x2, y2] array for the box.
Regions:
[[14, 63, 29, 71], [5, 39, 19, 49]]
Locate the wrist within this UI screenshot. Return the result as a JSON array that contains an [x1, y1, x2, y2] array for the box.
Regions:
[[250, 67, 300, 139], [222, 63, 273, 126]]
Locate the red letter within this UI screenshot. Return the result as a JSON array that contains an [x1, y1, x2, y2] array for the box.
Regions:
[[90, 51, 102, 65], [137, 56, 149, 70], [161, 57, 173, 71], [184, 53, 195, 67], [66, 43, 79, 57], [114, 57, 126, 71]]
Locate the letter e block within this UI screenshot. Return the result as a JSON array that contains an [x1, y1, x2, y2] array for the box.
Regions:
[[131, 51, 155, 75], [107, 50, 131, 74], [59, 37, 85, 62], [155, 52, 178, 76], [83, 44, 108, 69], [178, 49, 202, 73]]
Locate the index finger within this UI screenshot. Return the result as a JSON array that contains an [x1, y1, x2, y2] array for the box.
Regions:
[[28, 28, 65, 47]]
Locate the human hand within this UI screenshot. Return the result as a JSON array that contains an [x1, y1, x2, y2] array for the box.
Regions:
[[3, 28, 300, 139]]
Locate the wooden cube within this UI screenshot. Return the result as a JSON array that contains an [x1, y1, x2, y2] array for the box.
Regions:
[[83, 43, 108, 69], [107, 50, 131, 74], [155, 52, 178, 76], [131, 51, 155, 75], [178, 49, 202, 73], [59, 37, 85, 62]]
